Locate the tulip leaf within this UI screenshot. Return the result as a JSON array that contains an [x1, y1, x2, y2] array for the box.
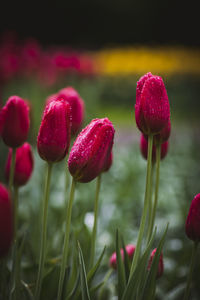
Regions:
[[141, 223, 169, 300], [67, 272, 80, 300], [77, 241, 91, 300], [116, 229, 126, 299], [122, 228, 156, 300], [121, 234, 130, 283], [87, 246, 106, 284]]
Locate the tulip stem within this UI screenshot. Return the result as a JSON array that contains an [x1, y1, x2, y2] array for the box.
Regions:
[[35, 162, 53, 300], [90, 175, 102, 268], [129, 134, 153, 279], [9, 148, 16, 191], [147, 143, 161, 243], [183, 241, 199, 300], [57, 177, 76, 300], [10, 186, 19, 300]]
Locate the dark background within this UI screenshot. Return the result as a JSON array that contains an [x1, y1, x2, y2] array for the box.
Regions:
[[1, 0, 199, 48]]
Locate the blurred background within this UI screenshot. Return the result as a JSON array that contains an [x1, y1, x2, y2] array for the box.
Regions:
[[0, 1, 200, 299]]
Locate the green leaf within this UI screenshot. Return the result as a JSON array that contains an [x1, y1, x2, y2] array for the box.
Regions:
[[116, 229, 126, 300], [90, 281, 104, 296], [121, 235, 130, 283], [141, 224, 169, 300], [122, 228, 156, 300], [77, 241, 91, 300], [87, 246, 106, 284], [67, 272, 80, 300]]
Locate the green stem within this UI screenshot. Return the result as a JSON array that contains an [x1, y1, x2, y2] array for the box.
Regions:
[[57, 177, 76, 300], [9, 148, 16, 191], [90, 175, 102, 268], [35, 162, 53, 300], [147, 143, 161, 243], [147, 164, 154, 237], [129, 134, 153, 279], [183, 241, 199, 300]]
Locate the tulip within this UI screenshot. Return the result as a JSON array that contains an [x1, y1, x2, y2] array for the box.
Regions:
[[135, 72, 170, 135], [0, 183, 13, 258], [58, 86, 84, 135], [185, 194, 200, 242], [5, 143, 34, 187], [110, 244, 136, 269], [1, 96, 30, 148], [147, 248, 164, 279], [37, 98, 71, 162], [184, 194, 200, 300], [140, 134, 169, 162], [68, 118, 115, 183]]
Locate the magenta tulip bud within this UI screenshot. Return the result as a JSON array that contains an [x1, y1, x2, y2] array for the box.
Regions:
[[185, 194, 200, 242], [58, 87, 85, 135], [5, 143, 34, 187], [135, 72, 170, 135], [148, 248, 164, 279], [68, 118, 115, 183], [37, 98, 71, 162], [102, 152, 113, 173], [0, 183, 13, 258], [154, 119, 171, 144], [1, 96, 30, 148], [109, 244, 136, 269], [140, 134, 169, 162]]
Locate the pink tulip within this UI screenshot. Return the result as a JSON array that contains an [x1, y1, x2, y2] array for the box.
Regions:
[[5, 143, 34, 186], [147, 248, 164, 279], [68, 118, 115, 183], [1, 96, 30, 148], [58, 87, 84, 135], [135, 72, 170, 135], [0, 183, 13, 258], [185, 194, 200, 242], [37, 98, 71, 162]]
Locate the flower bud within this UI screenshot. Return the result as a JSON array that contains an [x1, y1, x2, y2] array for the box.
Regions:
[[147, 248, 164, 279], [109, 244, 136, 269], [68, 118, 115, 183], [185, 194, 200, 241], [5, 143, 34, 187], [1, 96, 30, 147], [102, 152, 113, 173], [135, 72, 170, 135], [140, 134, 169, 162], [37, 98, 71, 162], [0, 183, 13, 258], [58, 87, 84, 135]]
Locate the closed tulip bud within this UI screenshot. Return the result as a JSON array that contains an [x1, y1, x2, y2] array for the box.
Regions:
[[102, 152, 113, 173], [68, 118, 115, 183], [0, 183, 13, 258], [1, 96, 30, 148], [58, 87, 84, 135], [37, 98, 71, 162], [109, 244, 136, 269], [135, 72, 170, 135], [185, 194, 200, 241], [148, 248, 164, 279], [140, 134, 169, 162], [5, 143, 34, 186]]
